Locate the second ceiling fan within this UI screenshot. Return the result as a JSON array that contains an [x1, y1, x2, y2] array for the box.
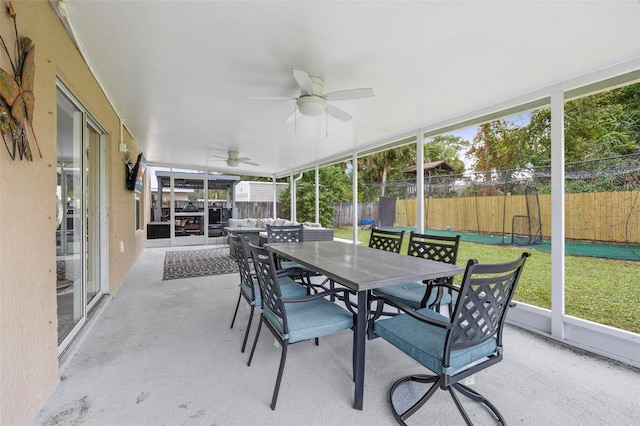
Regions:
[[249, 69, 374, 122]]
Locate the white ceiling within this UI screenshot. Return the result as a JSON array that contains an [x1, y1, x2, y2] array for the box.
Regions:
[[60, 0, 640, 177]]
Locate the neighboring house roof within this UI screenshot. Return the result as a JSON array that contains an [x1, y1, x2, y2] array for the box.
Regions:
[[402, 160, 455, 174]]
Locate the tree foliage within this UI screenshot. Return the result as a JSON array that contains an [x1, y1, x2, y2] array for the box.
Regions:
[[424, 135, 468, 174], [358, 145, 414, 198], [468, 120, 532, 176], [279, 164, 350, 226], [473, 82, 640, 171], [356, 136, 468, 200]]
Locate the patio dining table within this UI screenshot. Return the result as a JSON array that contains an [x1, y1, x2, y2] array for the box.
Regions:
[[268, 240, 464, 410]]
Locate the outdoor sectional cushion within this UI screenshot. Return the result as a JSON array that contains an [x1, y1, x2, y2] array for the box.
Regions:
[[228, 218, 248, 228], [374, 307, 497, 375], [263, 298, 353, 343]]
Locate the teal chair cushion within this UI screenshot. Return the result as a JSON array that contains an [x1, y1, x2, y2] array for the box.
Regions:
[[374, 307, 497, 375], [280, 260, 305, 270], [374, 282, 452, 310], [241, 275, 307, 307], [264, 298, 353, 343]]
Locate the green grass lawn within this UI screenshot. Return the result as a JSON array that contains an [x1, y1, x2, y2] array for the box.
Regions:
[[333, 227, 639, 333]]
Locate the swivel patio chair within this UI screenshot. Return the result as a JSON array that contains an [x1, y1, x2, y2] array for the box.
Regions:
[[373, 253, 529, 425], [247, 243, 356, 410], [229, 235, 308, 353], [374, 232, 461, 315], [368, 227, 405, 253]]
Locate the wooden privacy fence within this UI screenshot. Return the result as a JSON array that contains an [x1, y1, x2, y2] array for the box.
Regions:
[[235, 201, 287, 219], [394, 191, 639, 244], [332, 202, 379, 227]]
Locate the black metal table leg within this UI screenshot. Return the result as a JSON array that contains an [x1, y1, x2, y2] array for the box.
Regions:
[[353, 290, 367, 410]]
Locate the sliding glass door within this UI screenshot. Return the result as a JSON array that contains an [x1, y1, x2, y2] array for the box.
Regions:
[[55, 85, 106, 351]]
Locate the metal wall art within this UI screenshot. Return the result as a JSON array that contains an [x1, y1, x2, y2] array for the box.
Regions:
[[0, 1, 40, 161]]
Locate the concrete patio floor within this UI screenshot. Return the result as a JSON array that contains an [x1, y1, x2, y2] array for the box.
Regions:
[[32, 246, 640, 425]]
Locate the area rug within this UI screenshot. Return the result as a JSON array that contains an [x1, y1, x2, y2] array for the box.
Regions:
[[163, 247, 238, 280]]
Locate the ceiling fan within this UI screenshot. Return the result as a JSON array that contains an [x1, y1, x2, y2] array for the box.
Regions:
[[212, 150, 259, 167], [249, 69, 374, 122]]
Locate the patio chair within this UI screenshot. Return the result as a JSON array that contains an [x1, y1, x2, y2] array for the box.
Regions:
[[229, 235, 308, 353], [266, 224, 305, 269], [373, 253, 529, 425], [266, 224, 320, 282], [373, 232, 461, 314], [247, 243, 356, 410], [368, 227, 405, 253]]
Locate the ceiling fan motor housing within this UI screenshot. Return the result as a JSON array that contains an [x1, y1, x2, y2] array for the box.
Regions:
[[298, 96, 327, 116]]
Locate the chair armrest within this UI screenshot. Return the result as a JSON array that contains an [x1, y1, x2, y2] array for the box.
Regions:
[[281, 287, 357, 315], [373, 294, 452, 329], [426, 280, 460, 293], [275, 268, 307, 279]]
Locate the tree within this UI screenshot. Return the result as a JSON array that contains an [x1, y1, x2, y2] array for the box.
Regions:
[[358, 145, 415, 198], [424, 135, 468, 174], [279, 164, 350, 227], [468, 120, 531, 176], [467, 82, 640, 169], [522, 83, 640, 167]]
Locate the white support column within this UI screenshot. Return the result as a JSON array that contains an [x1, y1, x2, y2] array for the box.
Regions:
[[292, 172, 303, 223], [290, 174, 295, 221], [551, 91, 566, 339], [352, 152, 358, 244], [203, 173, 209, 242], [272, 177, 277, 219], [416, 132, 425, 232], [169, 172, 176, 246], [154, 174, 162, 221], [315, 165, 320, 223]]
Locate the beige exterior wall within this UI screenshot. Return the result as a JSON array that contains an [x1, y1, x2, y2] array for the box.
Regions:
[[0, 2, 145, 424]]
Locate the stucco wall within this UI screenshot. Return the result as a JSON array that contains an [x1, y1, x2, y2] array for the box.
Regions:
[[0, 2, 145, 424]]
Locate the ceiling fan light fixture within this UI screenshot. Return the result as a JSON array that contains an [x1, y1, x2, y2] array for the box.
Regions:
[[297, 96, 326, 116]]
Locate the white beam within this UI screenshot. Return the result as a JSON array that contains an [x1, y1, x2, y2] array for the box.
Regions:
[[272, 177, 277, 219], [315, 165, 320, 223], [352, 152, 358, 244], [550, 91, 566, 339], [416, 132, 425, 232]]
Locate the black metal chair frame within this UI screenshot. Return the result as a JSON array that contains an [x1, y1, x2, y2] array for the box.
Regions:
[[368, 227, 405, 253], [266, 223, 324, 285], [266, 223, 303, 269], [231, 235, 311, 352], [247, 243, 357, 410], [373, 253, 530, 425], [266, 224, 304, 243], [229, 235, 257, 353], [406, 231, 461, 312]]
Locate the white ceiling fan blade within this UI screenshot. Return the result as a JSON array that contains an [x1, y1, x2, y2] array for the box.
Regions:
[[292, 69, 314, 96], [248, 96, 297, 102], [324, 88, 375, 101], [239, 160, 260, 166], [211, 154, 228, 159], [326, 103, 352, 122]]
